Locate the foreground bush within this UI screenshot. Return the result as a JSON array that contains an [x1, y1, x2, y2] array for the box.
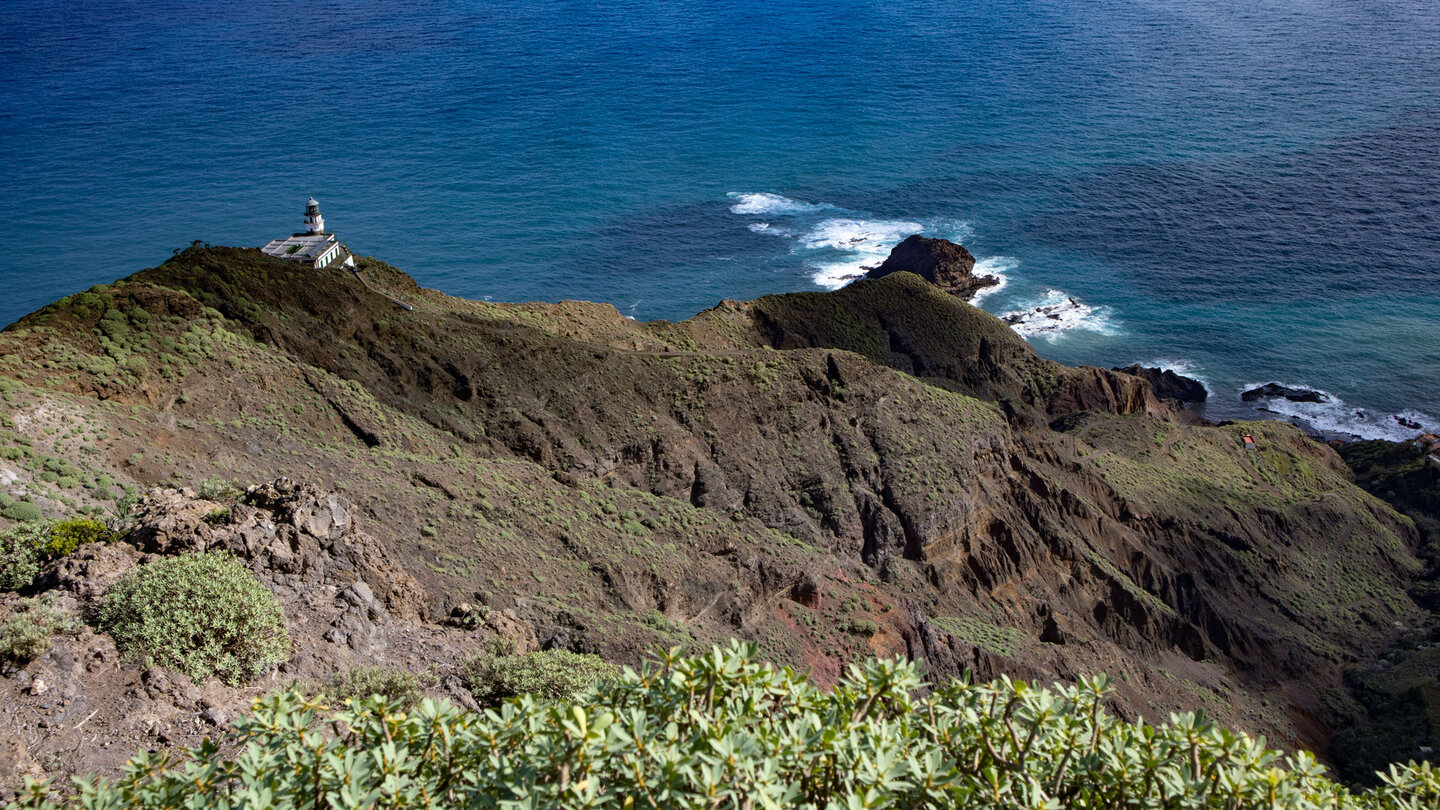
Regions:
[[10, 643, 1440, 809], [98, 551, 289, 685], [463, 646, 619, 705]]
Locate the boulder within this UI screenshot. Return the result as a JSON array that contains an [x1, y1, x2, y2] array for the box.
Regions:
[[1113, 365, 1208, 405], [1241, 383, 1328, 403], [864, 235, 999, 300]]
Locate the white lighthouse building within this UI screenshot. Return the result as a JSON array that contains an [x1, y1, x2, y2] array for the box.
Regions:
[[261, 197, 354, 269]]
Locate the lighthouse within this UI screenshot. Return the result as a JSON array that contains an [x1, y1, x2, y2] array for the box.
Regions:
[[304, 197, 326, 235], [261, 197, 353, 269]]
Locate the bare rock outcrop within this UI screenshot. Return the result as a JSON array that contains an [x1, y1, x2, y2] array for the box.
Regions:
[[126, 478, 428, 620]]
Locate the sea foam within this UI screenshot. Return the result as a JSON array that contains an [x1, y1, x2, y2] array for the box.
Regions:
[[969, 256, 1016, 305], [998, 290, 1118, 340], [1239, 383, 1439, 441], [727, 192, 835, 216], [800, 217, 925, 289], [729, 191, 981, 291]]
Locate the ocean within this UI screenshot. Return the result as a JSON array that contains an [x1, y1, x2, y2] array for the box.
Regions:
[[2, 0, 1437, 438]]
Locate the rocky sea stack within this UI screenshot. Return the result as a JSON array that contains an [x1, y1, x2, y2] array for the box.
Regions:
[[863, 234, 1000, 300]]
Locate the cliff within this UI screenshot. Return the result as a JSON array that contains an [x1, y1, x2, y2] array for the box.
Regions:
[[0, 246, 1428, 786]]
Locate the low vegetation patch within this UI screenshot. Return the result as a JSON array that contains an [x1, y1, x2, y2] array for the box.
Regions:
[[0, 518, 116, 591], [42, 517, 116, 557], [98, 551, 289, 685], [1, 500, 43, 524], [0, 523, 50, 591], [10, 643, 1440, 809], [461, 645, 618, 705], [0, 594, 76, 664], [325, 664, 428, 711], [195, 475, 243, 503]]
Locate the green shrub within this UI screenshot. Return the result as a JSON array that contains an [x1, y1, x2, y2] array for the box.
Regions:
[[55, 476, 80, 490], [11, 643, 1440, 809], [462, 646, 618, 705], [0, 522, 50, 591], [44, 517, 116, 556], [195, 476, 241, 503], [325, 665, 427, 711], [115, 491, 140, 519], [98, 552, 290, 685], [845, 618, 880, 637], [2, 500, 43, 523], [0, 595, 76, 663], [0, 518, 115, 591]]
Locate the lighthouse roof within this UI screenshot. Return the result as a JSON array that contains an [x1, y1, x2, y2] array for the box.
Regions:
[[261, 232, 341, 263], [307, 197, 319, 207]]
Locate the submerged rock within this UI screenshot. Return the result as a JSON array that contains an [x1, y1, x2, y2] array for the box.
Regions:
[[1114, 365, 1208, 405], [1241, 383, 1328, 403], [864, 235, 998, 300]]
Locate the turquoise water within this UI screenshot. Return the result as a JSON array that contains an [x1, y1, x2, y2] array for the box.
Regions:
[[2, 0, 1437, 436]]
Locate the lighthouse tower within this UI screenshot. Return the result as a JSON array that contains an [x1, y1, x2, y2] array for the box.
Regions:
[[262, 197, 351, 269], [304, 197, 326, 235]]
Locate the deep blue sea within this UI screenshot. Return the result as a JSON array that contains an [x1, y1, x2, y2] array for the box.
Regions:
[[2, 0, 1437, 438]]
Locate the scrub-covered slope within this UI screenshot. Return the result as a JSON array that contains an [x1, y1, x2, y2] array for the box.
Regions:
[[0, 246, 1425, 776]]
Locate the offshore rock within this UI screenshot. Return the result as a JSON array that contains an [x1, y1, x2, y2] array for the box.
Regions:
[[864, 235, 999, 300], [1114, 365, 1208, 405], [1242, 383, 1328, 403]]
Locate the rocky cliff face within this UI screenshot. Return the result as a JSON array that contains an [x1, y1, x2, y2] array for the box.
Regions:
[[1113, 365, 1208, 406], [0, 246, 1428, 784]]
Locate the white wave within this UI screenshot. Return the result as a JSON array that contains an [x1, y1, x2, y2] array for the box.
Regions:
[[727, 192, 835, 216], [797, 217, 924, 252], [999, 290, 1118, 341], [1239, 384, 1439, 441], [969, 256, 1016, 305], [729, 192, 982, 292], [801, 218, 925, 290]]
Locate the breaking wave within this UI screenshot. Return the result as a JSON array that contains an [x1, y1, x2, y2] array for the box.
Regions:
[[728, 191, 975, 291], [969, 256, 1016, 305], [998, 290, 1118, 340], [727, 192, 836, 216], [1239, 383, 1439, 441]]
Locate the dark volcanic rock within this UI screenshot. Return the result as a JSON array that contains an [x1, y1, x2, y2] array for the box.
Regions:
[[1241, 383, 1328, 403], [864, 235, 998, 300], [1114, 365, 1208, 404]]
